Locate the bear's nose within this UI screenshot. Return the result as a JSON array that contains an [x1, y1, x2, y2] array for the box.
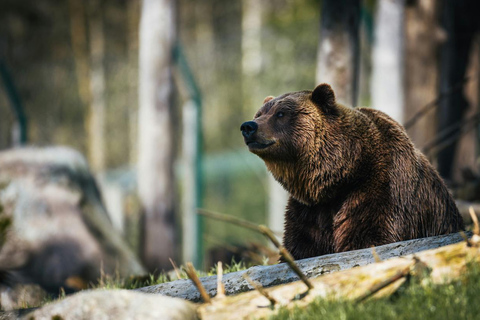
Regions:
[[240, 121, 258, 138]]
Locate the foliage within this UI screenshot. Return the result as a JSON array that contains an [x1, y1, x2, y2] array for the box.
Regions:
[[271, 262, 480, 320]]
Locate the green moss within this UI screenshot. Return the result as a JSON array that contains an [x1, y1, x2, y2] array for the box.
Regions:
[[271, 262, 480, 320]]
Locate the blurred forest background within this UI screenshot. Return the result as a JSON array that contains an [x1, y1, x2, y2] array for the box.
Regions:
[[0, 0, 480, 276]]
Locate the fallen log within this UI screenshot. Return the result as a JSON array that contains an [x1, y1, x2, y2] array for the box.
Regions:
[[137, 232, 469, 301], [197, 233, 480, 320]]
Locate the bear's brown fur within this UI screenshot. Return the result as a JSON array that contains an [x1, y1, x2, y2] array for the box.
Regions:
[[240, 83, 464, 260]]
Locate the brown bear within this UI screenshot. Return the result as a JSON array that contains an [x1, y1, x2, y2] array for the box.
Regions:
[[240, 83, 464, 260]]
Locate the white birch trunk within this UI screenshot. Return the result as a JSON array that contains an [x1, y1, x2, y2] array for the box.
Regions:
[[138, 0, 177, 271], [316, 0, 361, 106], [371, 0, 405, 123]]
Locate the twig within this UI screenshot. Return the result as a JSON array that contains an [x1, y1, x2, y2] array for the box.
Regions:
[[242, 273, 277, 307], [198, 209, 283, 236], [203, 234, 265, 265], [469, 206, 480, 236], [459, 231, 473, 247], [423, 112, 480, 156], [184, 262, 211, 303], [404, 76, 470, 130], [199, 209, 314, 291], [371, 246, 381, 263], [216, 261, 225, 299], [257, 225, 314, 290], [356, 266, 411, 303], [169, 258, 182, 280]]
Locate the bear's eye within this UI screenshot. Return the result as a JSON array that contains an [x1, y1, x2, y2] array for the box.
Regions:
[[276, 112, 285, 118]]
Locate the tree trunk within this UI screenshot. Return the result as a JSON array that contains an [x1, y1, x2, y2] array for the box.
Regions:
[[240, 0, 287, 240], [437, 0, 480, 181], [404, 0, 441, 149], [87, 0, 106, 172], [138, 0, 177, 272], [68, 0, 90, 107], [316, 0, 361, 107], [371, 0, 405, 123], [127, 0, 140, 166]]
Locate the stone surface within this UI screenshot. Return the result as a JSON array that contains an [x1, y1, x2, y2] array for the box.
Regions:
[[25, 289, 198, 320], [0, 147, 145, 293]]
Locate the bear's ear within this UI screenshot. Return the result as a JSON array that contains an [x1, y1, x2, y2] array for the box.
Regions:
[[263, 96, 275, 104], [311, 84, 336, 114]]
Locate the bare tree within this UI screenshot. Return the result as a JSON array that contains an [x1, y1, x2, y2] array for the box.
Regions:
[[138, 0, 177, 271], [316, 0, 361, 106]]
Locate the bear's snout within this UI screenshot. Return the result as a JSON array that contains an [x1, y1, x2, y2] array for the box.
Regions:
[[240, 121, 258, 139]]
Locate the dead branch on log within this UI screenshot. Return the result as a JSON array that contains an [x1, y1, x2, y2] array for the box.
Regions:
[[371, 246, 381, 263], [198, 209, 314, 291], [216, 262, 225, 299], [469, 206, 479, 235], [197, 233, 480, 320], [169, 258, 182, 280], [355, 266, 410, 303], [242, 274, 277, 308], [184, 262, 211, 303], [460, 231, 474, 247], [137, 232, 470, 301]]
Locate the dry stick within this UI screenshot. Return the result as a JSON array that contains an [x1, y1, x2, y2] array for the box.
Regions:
[[203, 234, 265, 265], [242, 273, 278, 307], [404, 76, 470, 130], [356, 265, 411, 303], [184, 262, 211, 303], [371, 246, 382, 263], [216, 261, 226, 299], [423, 112, 480, 156], [169, 258, 182, 280], [459, 231, 473, 247], [198, 209, 314, 291], [469, 206, 480, 236], [258, 225, 314, 291]]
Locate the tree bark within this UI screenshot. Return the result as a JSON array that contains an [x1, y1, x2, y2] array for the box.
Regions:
[[138, 0, 177, 272], [437, 0, 480, 181], [404, 0, 441, 149], [127, 0, 140, 166], [316, 0, 361, 107], [86, 0, 106, 172], [371, 0, 405, 123], [137, 232, 468, 301]]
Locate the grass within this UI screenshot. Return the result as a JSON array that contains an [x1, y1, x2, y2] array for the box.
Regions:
[[91, 258, 251, 290], [271, 262, 480, 320]]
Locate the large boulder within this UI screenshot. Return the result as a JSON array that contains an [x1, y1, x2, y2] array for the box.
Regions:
[[24, 290, 198, 320], [0, 147, 145, 294]]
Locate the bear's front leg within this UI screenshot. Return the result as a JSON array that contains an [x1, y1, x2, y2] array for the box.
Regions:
[[282, 197, 335, 260], [332, 199, 399, 253]]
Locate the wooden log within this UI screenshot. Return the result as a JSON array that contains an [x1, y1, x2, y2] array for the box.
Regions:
[[137, 232, 469, 301], [198, 234, 480, 320]]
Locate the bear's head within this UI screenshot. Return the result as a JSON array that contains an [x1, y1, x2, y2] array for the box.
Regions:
[[240, 83, 337, 162], [240, 83, 359, 204]]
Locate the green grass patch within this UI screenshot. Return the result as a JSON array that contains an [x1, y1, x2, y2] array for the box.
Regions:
[[90, 258, 251, 290], [272, 262, 480, 320]]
